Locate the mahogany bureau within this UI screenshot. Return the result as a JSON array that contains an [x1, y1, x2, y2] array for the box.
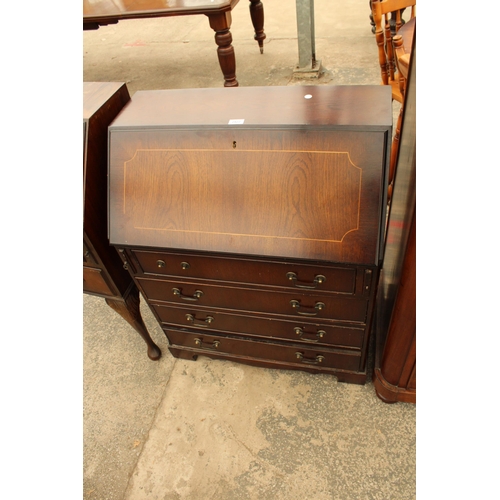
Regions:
[[83, 82, 161, 360], [108, 85, 392, 384]]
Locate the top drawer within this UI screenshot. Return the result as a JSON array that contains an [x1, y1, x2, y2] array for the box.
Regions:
[[131, 249, 357, 294]]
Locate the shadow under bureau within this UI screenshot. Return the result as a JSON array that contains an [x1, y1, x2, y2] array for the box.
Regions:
[[108, 85, 392, 384]]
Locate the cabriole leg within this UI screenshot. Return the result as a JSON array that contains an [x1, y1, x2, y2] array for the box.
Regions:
[[105, 286, 161, 361]]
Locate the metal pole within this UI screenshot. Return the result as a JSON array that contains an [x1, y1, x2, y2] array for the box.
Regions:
[[294, 0, 321, 75]]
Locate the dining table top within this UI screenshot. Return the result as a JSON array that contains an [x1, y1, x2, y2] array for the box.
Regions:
[[83, 0, 239, 21]]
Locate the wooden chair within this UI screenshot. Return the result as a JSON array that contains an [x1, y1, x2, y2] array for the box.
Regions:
[[83, 0, 266, 88], [370, 0, 415, 199]]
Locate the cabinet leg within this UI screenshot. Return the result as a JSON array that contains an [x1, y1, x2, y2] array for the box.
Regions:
[[105, 287, 161, 361], [249, 0, 266, 53], [207, 12, 238, 87]]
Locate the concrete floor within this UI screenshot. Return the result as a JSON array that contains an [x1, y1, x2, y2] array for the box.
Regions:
[[83, 1, 416, 499]]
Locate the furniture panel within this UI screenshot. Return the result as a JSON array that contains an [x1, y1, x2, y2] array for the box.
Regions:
[[83, 266, 115, 297], [110, 128, 387, 264], [373, 41, 416, 403], [151, 302, 366, 349], [83, 237, 98, 265], [83, 82, 161, 360], [108, 86, 392, 265]]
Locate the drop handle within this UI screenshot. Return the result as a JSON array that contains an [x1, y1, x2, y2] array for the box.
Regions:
[[172, 288, 204, 302], [286, 272, 326, 289], [194, 338, 220, 350], [294, 327, 326, 342], [186, 314, 214, 327], [290, 300, 325, 316], [295, 352, 325, 365]]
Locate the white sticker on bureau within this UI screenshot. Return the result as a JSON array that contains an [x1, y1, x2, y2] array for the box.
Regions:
[[228, 119, 245, 125]]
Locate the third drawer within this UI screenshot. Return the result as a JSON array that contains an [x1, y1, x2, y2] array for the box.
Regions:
[[151, 302, 365, 349]]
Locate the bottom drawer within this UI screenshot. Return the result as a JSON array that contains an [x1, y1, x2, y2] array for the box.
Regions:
[[165, 328, 361, 372]]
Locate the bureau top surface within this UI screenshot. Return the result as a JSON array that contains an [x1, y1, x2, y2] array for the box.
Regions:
[[109, 85, 392, 130], [83, 81, 126, 120]]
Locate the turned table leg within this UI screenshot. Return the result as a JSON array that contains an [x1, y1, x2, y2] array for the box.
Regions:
[[207, 12, 238, 87], [249, 0, 266, 53], [105, 285, 161, 361]]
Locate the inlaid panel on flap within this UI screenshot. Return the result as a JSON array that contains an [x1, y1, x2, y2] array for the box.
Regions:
[[124, 148, 359, 239]]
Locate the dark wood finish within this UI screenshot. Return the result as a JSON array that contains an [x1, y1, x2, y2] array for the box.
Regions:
[[151, 303, 366, 349], [136, 277, 369, 322], [166, 329, 362, 372], [131, 249, 358, 294], [108, 85, 392, 265], [374, 212, 415, 403], [83, 266, 115, 296], [108, 85, 392, 383], [83, 0, 265, 87], [373, 41, 416, 403], [83, 82, 161, 361], [107, 85, 393, 129], [249, 0, 266, 53]]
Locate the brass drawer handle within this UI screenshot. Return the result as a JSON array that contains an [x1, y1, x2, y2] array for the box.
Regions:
[[157, 260, 166, 268], [286, 272, 326, 289], [172, 288, 204, 302], [194, 338, 220, 349], [290, 300, 325, 316], [294, 327, 326, 342], [186, 313, 214, 327], [295, 352, 325, 365], [180, 262, 190, 270]]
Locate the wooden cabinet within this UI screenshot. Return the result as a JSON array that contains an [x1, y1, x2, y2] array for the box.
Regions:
[[83, 82, 161, 360], [373, 41, 416, 403], [108, 85, 392, 383]]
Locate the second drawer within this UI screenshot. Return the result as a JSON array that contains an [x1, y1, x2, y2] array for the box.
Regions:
[[138, 277, 369, 323]]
